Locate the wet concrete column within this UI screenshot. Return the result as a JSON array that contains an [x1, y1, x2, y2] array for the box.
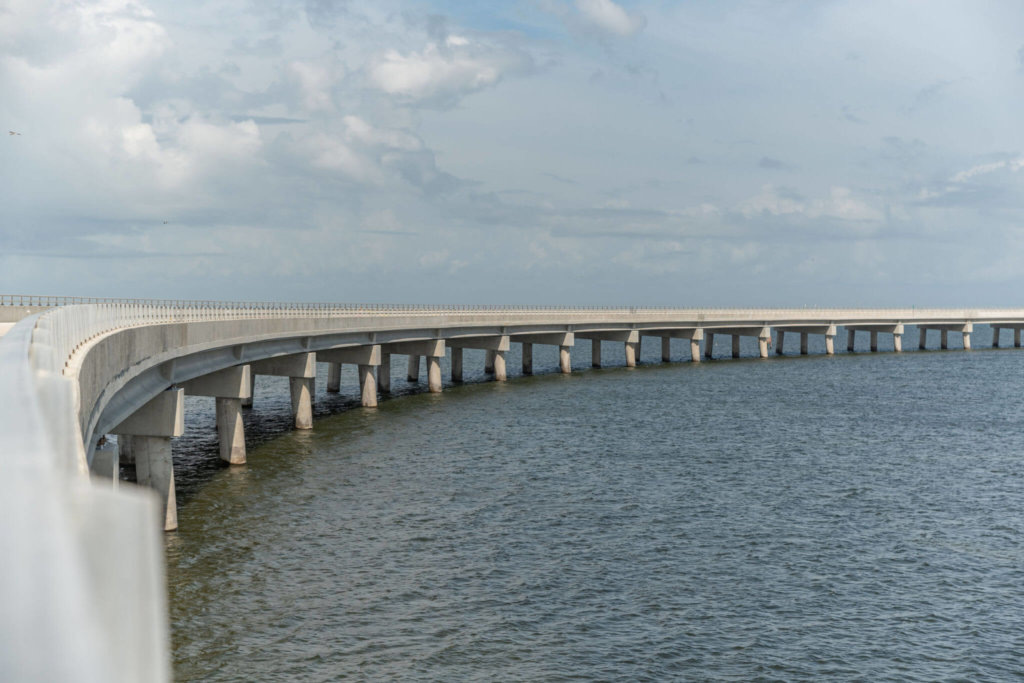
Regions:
[[591, 339, 601, 368], [993, 327, 1001, 348], [776, 330, 785, 355], [662, 337, 671, 362], [485, 349, 496, 374], [731, 335, 740, 359], [1016, 329, 1021, 348], [289, 378, 314, 429], [919, 328, 927, 350], [963, 331, 972, 350], [800, 333, 809, 355], [559, 345, 571, 373], [378, 354, 391, 393], [407, 355, 420, 381], [825, 335, 835, 355], [847, 329, 855, 352], [870, 331, 878, 352], [326, 362, 342, 393], [758, 337, 769, 358], [493, 350, 507, 381], [241, 371, 255, 408], [690, 338, 701, 362], [893, 333, 902, 353], [522, 343, 533, 374], [704, 333, 715, 359], [215, 398, 246, 465], [941, 330, 948, 349], [625, 341, 637, 367], [427, 356, 443, 392], [451, 348, 463, 382], [358, 365, 378, 407]]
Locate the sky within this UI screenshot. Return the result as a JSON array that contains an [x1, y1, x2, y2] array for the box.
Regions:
[[2, 0, 1024, 306]]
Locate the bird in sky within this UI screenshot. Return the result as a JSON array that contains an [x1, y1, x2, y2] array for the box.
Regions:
[[9, 131, 21, 136]]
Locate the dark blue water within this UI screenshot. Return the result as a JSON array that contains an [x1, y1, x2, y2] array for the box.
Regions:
[[165, 328, 1024, 681]]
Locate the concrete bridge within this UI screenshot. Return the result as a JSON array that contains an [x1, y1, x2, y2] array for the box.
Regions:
[[4, 295, 1024, 682]]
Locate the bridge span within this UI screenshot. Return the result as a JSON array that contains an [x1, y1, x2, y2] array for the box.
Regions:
[[3, 296, 1024, 682]]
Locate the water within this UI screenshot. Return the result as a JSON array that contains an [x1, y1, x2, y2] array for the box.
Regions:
[[165, 331, 1024, 681]]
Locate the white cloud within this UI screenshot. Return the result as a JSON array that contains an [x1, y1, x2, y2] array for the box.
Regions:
[[740, 186, 883, 223], [950, 158, 1024, 183], [574, 0, 645, 37]]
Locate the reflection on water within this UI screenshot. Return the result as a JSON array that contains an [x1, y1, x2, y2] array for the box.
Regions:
[[167, 333, 1024, 681]]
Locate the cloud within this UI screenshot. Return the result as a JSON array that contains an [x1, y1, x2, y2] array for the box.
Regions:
[[574, 0, 645, 37], [949, 158, 1024, 183], [366, 34, 533, 107], [740, 185, 883, 223]]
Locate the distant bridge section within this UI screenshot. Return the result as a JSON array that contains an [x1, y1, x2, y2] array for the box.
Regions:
[[4, 295, 1024, 682]]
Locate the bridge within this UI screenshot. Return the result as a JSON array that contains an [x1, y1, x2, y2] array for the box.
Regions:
[[3, 295, 1024, 682]]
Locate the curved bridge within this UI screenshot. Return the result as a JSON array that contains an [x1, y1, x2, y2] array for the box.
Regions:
[[3, 296, 1024, 682]]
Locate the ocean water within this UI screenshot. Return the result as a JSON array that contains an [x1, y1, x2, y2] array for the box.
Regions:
[[164, 328, 1024, 681]]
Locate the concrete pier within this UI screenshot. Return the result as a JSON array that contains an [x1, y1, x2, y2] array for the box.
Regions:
[[846, 324, 903, 353], [252, 353, 316, 429], [1017, 329, 1021, 348], [800, 333, 809, 355], [625, 341, 637, 367], [559, 345, 571, 373], [182, 363, 253, 465], [522, 343, 533, 374], [870, 331, 878, 352], [732, 335, 740, 359], [993, 327, 1000, 348], [777, 330, 785, 355], [90, 442, 119, 489], [920, 328, 927, 350], [326, 362, 341, 393], [241, 371, 255, 408], [690, 338, 701, 362], [358, 365, 377, 407], [378, 354, 391, 393], [427, 356, 442, 392], [963, 330, 972, 350], [215, 398, 246, 464], [493, 350, 507, 381], [662, 337, 671, 362], [848, 329, 856, 352], [941, 330, 948, 349], [705, 332, 715, 359], [894, 333, 902, 352], [825, 335, 835, 355], [112, 388, 184, 531], [591, 339, 601, 368], [451, 347, 463, 382]]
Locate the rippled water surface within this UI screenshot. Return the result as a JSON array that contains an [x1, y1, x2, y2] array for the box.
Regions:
[[165, 335, 1024, 681]]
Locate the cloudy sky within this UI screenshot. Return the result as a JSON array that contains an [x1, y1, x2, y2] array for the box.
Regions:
[[2, 0, 1023, 306]]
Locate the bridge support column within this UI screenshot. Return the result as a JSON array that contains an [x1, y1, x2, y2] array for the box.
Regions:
[[289, 378, 314, 429], [216, 398, 246, 464], [919, 328, 927, 350], [690, 338, 701, 362], [776, 331, 785, 355], [800, 333, 809, 355], [731, 335, 740, 359], [113, 388, 184, 531], [253, 354, 315, 429], [893, 333, 902, 353], [758, 336, 769, 358], [326, 362, 342, 393], [241, 371, 255, 408], [493, 351, 507, 381], [90, 442, 119, 489], [522, 343, 533, 374], [378, 354, 391, 393], [625, 341, 637, 367], [870, 331, 878, 352], [1016, 329, 1021, 348], [451, 347, 463, 382], [407, 355, 420, 381], [993, 327, 1001, 348], [485, 349, 496, 374], [847, 329, 855, 352], [427, 356, 443, 392], [135, 437, 177, 532], [119, 435, 135, 465], [559, 345, 571, 373], [358, 365, 378, 407], [963, 330, 972, 350], [591, 340, 601, 368], [705, 333, 715, 359], [941, 330, 948, 350], [662, 337, 671, 362], [825, 334, 835, 355]]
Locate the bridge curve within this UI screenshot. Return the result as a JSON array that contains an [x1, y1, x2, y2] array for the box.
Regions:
[[4, 296, 1024, 682]]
